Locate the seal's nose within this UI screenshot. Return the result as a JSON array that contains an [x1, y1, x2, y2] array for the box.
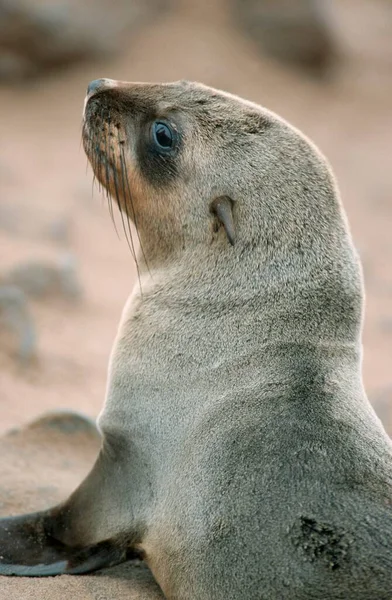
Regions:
[[87, 78, 105, 95], [87, 78, 118, 95]]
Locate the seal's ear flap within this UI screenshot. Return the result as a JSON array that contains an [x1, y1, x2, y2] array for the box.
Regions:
[[210, 196, 236, 246], [0, 511, 133, 576]]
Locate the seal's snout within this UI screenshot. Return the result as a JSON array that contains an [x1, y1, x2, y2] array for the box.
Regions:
[[87, 79, 103, 94], [87, 78, 116, 96], [84, 78, 117, 117]]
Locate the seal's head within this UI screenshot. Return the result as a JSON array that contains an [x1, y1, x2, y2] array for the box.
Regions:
[[83, 78, 347, 269]]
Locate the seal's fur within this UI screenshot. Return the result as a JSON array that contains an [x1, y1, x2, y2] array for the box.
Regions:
[[1, 80, 392, 599]]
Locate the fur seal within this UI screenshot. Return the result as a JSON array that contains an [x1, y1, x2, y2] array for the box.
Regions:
[[1, 79, 392, 599]]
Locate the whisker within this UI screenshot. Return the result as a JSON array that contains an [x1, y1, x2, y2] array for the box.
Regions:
[[96, 109, 104, 195], [90, 114, 99, 196], [104, 110, 121, 240], [81, 121, 90, 177], [119, 143, 152, 279], [85, 107, 144, 295], [116, 135, 141, 258], [118, 142, 135, 249], [110, 144, 143, 293], [79, 123, 84, 152], [111, 147, 136, 260]]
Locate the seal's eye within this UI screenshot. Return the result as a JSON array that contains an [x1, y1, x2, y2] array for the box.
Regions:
[[152, 121, 174, 150]]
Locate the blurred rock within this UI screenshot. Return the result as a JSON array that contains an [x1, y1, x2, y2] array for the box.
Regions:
[[27, 410, 100, 437], [0, 285, 36, 362], [45, 216, 71, 245], [0, 203, 19, 235], [0, 254, 83, 362], [0, 0, 168, 81], [0, 200, 73, 245], [231, 0, 336, 76], [2, 253, 83, 301]]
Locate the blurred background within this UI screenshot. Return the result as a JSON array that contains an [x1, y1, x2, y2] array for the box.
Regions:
[[0, 0, 391, 435]]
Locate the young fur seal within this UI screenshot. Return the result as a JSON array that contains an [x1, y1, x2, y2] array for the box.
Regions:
[[1, 79, 392, 599]]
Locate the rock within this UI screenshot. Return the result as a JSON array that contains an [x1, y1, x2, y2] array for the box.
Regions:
[[0, 200, 73, 244], [0, 0, 169, 82], [230, 0, 337, 76], [0, 254, 83, 362], [0, 285, 37, 362], [27, 410, 100, 437], [2, 253, 83, 301], [45, 216, 71, 245]]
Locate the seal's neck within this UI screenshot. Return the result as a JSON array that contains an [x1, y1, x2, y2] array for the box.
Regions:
[[133, 224, 364, 351]]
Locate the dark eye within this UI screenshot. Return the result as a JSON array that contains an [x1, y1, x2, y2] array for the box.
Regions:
[[152, 121, 174, 150]]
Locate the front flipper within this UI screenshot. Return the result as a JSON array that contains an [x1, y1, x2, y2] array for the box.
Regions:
[[0, 509, 137, 577]]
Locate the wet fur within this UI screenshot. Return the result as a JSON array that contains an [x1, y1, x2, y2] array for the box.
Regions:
[[1, 80, 392, 599]]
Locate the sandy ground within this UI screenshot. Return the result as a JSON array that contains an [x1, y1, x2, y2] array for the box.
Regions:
[[0, 412, 164, 599], [0, 0, 391, 597]]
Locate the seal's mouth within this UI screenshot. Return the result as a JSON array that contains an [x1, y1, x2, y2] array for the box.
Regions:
[[83, 97, 126, 194]]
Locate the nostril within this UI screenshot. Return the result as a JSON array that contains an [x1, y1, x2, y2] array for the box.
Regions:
[[87, 79, 106, 95]]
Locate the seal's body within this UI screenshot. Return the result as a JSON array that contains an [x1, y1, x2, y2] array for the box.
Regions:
[[1, 80, 392, 599]]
